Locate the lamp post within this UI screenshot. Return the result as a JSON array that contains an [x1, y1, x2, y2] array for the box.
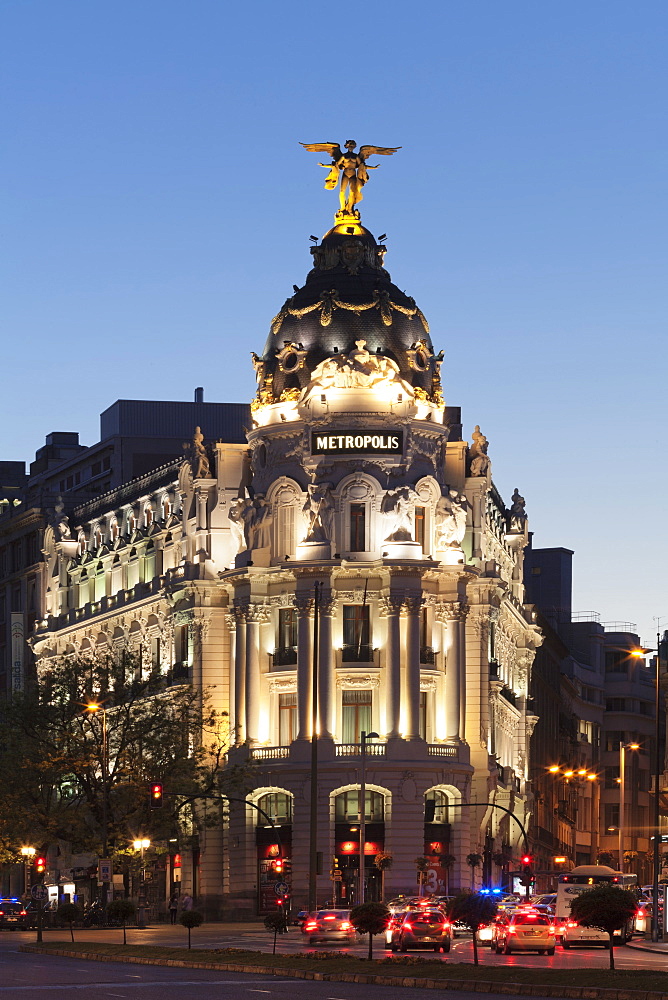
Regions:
[[632, 634, 666, 941], [618, 742, 640, 873], [133, 838, 150, 928], [308, 581, 320, 914], [86, 702, 108, 909], [359, 730, 379, 905], [20, 846, 35, 897]]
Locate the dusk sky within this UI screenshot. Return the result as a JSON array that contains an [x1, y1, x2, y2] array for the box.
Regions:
[[3, 1, 666, 644]]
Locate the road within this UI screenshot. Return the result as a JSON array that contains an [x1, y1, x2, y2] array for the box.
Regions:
[[0, 925, 663, 999]]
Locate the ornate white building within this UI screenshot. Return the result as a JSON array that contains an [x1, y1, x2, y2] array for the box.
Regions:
[[36, 204, 542, 916]]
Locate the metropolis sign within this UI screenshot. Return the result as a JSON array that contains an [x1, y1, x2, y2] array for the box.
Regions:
[[311, 430, 403, 455]]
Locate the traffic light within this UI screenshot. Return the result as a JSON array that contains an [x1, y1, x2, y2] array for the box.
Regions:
[[150, 782, 163, 808], [34, 857, 46, 875], [273, 857, 284, 874], [520, 854, 534, 887], [521, 854, 533, 867]]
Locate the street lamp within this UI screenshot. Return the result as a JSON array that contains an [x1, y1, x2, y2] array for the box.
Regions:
[[20, 846, 35, 896], [618, 741, 640, 873], [86, 701, 109, 909], [632, 633, 666, 941], [133, 838, 151, 928], [359, 730, 379, 905]]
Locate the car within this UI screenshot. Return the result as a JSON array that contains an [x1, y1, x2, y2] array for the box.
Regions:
[[0, 900, 30, 930], [388, 907, 451, 953], [493, 910, 556, 955], [293, 909, 310, 927], [302, 909, 355, 944]]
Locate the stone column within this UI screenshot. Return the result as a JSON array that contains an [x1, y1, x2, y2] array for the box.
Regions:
[[226, 613, 237, 740], [404, 593, 423, 740], [295, 595, 313, 740], [233, 603, 247, 744], [245, 605, 268, 744], [318, 590, 336, 739], [458, 607, 469, 741], [438, 603, 461, 742], [381, 595, 404, 738]]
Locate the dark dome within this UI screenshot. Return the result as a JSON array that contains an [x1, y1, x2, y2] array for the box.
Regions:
[[256, 221, 441, 404]]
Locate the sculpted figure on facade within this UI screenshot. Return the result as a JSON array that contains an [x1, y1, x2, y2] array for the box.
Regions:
[[469, 424, 490, 477], [434, 488, 469, 550], [508, 488, 527, 532], [228, 495, 273, 553], [52, 497, 71, 540], [307, 340, 413, 396], [189, 426, 212, 480], [228, 497, 249, 554], [381, 486, 419, 541], [303, 482, 334, 542]]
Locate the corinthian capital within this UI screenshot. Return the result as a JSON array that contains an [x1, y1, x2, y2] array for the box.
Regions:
[[294, 594, 314, 617], [317, 590, 336, 616], [435, 601, 469, 623], [378, 594, 405, 617], [403, 592, 424, 615], [233, 599, 250, 624]]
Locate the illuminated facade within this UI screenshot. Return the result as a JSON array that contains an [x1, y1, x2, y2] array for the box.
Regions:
[[35, 209, 543, 916]]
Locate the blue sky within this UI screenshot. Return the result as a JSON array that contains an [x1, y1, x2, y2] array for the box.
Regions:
[[2, 1, 666, 642]]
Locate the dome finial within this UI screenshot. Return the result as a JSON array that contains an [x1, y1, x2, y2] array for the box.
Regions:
[[300, 140, 401, 220]]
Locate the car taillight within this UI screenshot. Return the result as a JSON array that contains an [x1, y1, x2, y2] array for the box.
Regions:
[[549, 926, 555, 934], [443, 922, 450, 930], [340, 921, 351, 929], [305, 921, 317, 930], [508, 928, 516, 934], [567, 920, 578, 928], [19, 911, 26, 916], [403, 922, 412, 931]]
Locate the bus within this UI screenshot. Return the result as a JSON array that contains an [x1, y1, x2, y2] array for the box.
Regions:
[[556, 865, 637, 948]]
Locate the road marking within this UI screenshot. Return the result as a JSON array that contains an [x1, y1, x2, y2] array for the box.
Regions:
[[0, 980, 308, 992]]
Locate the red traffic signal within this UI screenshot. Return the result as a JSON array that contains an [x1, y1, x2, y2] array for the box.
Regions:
[[521, 855, 533, 866], [34, 857, 46, 874], [150, 782, 163, 808], [273, 858, 284, 874]]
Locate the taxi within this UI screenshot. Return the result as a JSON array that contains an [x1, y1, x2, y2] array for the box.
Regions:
[[492, 909, 556, 955]]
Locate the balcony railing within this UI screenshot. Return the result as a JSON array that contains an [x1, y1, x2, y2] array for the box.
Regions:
[[427, 744, 458, 758], [250, 746, 290, 761], [272, 646, 297, 667], [336, 743, 386, 757], [341, 643, 374, 663]]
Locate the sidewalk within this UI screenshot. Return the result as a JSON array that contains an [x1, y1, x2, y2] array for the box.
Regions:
[[627, 939, 668, 954]]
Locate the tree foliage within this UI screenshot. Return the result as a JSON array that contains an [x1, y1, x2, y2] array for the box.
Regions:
[[179, 908, 204, 948], [447, 891, 497, 966], [107, 898, 136, 945], [350, 902, 390, 960], [569, 884, 637, 970], [0, 651, 230, 857]]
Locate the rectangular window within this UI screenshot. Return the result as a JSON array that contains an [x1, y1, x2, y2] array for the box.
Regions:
[[342, 689, 372, 743], [605, 730, 625, 752], [278, 692, 298, 745], [605, 698, 627, 712], [278, 608, 297, 649], [605, 650, 628, 674], [604, 803, 620, 830], [150, 636, 161, 672], [174, 624, 188, 664], [342, 604, 371, 661], [350, 503, 366, 552], [414, 506, 426, 547], [605, 765, 620, 788], [419, 690, 428, 740]]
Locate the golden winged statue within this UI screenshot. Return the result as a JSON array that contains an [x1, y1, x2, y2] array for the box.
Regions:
[[300, 140, 401, 216]]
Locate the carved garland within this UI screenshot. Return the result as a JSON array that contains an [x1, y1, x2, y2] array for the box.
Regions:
[[337, 674, 380, 689], [270, 289, 429, 336]]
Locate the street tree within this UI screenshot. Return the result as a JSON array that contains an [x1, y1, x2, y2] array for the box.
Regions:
[[569, 884, 637, 970], [350, 902, 390, 960], [447, 891, 498, 966], [107, 898, 136, 945], [0, 651, 230, 862], [179, 909, 204, 949]]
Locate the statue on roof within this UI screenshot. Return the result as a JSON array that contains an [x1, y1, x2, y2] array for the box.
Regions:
[[300, 140, 401, 216]]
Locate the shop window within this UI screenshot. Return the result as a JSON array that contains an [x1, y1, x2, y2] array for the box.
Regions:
[[278, 692, 298, 745], [341, 689, 372, 743], [349, 503, 366, 552]]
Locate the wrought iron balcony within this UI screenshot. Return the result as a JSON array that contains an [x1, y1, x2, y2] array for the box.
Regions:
[[341, 643, 374, 663], [272, 646, 297, 667]]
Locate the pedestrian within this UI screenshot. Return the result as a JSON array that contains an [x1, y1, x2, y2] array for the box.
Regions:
[[181, 893, 193, 912], [168, 893, 179, 925]]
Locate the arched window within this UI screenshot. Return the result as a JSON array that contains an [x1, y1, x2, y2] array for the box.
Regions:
[[162, 496, 171, 520], [424, 789, 450, 824], [256, 792, 293, 825], [335, 789, 384, 823]]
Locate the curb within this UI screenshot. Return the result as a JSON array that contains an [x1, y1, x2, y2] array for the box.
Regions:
[[18, 946, 668, 1000], [626, 943, 668, 956]]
